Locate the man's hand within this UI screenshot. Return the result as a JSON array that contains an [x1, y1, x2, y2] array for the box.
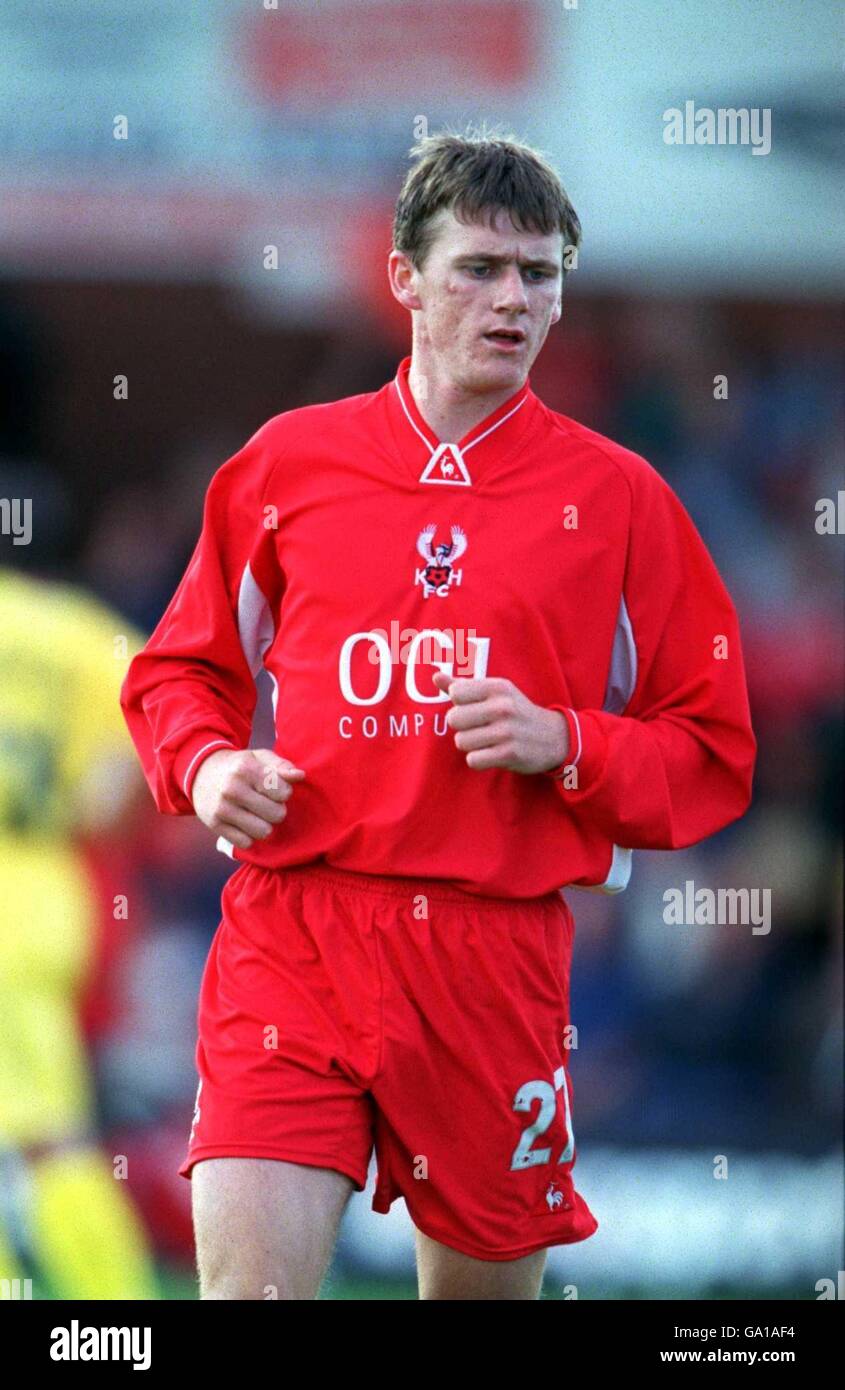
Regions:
[[432, 672, 569, 775], [191, 748, 306, 849]]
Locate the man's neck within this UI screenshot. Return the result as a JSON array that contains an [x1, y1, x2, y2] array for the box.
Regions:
[[407, 355, 525, 445]]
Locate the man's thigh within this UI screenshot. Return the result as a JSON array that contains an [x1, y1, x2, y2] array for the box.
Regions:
[[371, 889, 598, 1261], [192, 1156, 354, 1300], [415, 1229, 548, 1300]]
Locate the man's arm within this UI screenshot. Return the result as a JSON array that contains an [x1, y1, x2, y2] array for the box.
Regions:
[[436, 465, 756, 853], [119, 424, 301, 836], [541, 466, 756, 850]]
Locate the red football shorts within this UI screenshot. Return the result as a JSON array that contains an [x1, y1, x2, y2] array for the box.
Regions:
[[179, 860, 598, 1261]]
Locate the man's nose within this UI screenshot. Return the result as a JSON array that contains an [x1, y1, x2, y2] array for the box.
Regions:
[[493, 266, 529, 311]]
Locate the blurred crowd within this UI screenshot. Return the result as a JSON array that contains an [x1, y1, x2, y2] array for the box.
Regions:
[[0, 285, 841, 1279]]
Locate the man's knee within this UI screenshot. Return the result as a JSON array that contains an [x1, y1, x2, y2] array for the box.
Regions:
[[415, 1229, 548, 1300]]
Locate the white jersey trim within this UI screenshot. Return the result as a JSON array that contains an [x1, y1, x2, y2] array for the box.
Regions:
[[393, 372, 529, 486], [181, 739, 234, 797], [571, 592, 638, 895]]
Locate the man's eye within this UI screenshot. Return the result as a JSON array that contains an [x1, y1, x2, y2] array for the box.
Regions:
[[467, 264, 550, 280]]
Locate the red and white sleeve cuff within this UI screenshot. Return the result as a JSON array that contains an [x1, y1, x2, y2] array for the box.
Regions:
[[543, 705, 608, 789], [172, 733, 237, 805]]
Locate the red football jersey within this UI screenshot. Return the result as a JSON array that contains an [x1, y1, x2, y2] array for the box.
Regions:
[[120, 356, 756, 897]]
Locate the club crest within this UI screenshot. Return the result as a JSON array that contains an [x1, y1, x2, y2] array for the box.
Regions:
[[414, 523, 468, 598]]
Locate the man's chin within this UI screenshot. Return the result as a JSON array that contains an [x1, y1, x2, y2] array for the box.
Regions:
[[464, 345, 527, 390]]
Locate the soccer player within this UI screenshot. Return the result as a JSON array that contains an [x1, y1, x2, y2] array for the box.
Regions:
[[120, 130, 756, 1300], [0, 567, 157, 1300]]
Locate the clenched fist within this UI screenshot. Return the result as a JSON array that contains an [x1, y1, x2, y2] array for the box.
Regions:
[[191, 747, 306, 849], [432, 671, 569, 774]]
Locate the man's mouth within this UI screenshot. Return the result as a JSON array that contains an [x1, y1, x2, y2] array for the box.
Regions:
[[484, 329, 526, 349]]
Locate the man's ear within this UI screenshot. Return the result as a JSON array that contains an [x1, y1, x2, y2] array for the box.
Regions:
[[388, 249, 423, 312], [551, 298, 562, 325]]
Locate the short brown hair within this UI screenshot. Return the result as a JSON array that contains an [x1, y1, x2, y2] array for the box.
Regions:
[[392, 123, 581, 276]]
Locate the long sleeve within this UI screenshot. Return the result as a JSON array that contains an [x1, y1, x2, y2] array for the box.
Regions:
[[120, 425, 284, 815], [545, 464, 756, 851]]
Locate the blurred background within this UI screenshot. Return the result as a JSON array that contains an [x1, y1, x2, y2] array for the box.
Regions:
[[0, 0, 841, 1299]]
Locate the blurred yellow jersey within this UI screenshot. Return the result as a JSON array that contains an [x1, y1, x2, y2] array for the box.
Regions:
[[0, 570, 145, 1145]]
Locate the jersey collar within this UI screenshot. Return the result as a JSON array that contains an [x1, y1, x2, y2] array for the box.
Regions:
[[386, 354, 536, 487]]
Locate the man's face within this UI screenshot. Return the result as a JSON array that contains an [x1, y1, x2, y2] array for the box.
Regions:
[[392, 205, 564, 391]]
